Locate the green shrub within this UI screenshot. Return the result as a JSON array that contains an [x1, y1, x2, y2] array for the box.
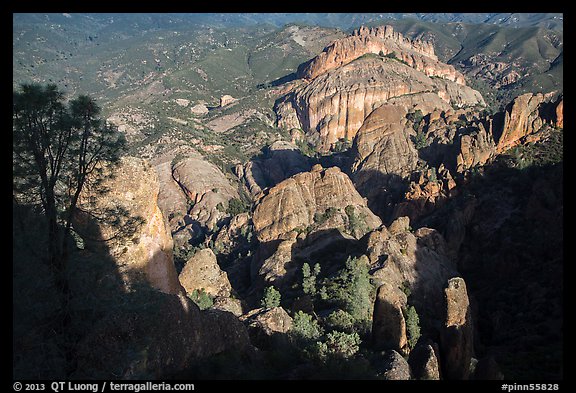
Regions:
[[325, 309, 355, 333], [315, 331, 361, 359], [290, 311, 323, 344], [344, 205, 367, 235], [319, 257, 374, 331], [404, 305, 421, 350], [261, 286, 281, 309], [227, 197, 249, 216], [413, 132, 427, 149], [188, 288, 214, 310], [302, 262, 321, 296]]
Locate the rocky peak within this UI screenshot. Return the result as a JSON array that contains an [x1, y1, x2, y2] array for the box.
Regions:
[[298, 25, 463, 84], [252, 165, 382, 243]]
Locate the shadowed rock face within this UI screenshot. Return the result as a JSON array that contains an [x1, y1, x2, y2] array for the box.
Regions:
[[74, 292, 251, 379], [72, 156, 182, 295], [408, 341, 441, 380], [367, 217, 458, 335], [372, 282, 408, 352], [349, 104, 419, 219], [237, 140, 311, 198]]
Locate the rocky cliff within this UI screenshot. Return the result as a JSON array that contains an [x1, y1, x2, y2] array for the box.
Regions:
[[298, 25, 464, 84], [252, 164, 382, 243], [276, 26, 484, 152], [72, 156, 182, 295]]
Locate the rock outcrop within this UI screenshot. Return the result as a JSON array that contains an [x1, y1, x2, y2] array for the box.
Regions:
[[440, 277, 474, 380], [298, 25, 464, 84], [408, 341, 441, 380], [366, 217, 458, 328], [454, 122, 496, 172], [178, 248, 232, 298], [252, 164, 381, 243], [73, 157, 182, 295], [372, 282, 408, 352], [278, 56, 484, 152], [349, 104, 419, 218], [171, 153, 239, 231], [493, 92, 563, 153], [275, 25, 484, 152]]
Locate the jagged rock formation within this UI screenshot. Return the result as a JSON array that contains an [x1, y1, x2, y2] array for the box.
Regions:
[[454, 122, 496, 172], [276, 26, 485, 152], [149, 146, 240, 251], [366, 217, 458, 329], [298, 25, 464, 83], [392, 165, 457, 223], [178, 248, 232, 298], [73, 156, 182, 295], [440, 277, 474, 380], [75, 292, 251, 378], [213, 212, 252, 255], [236, 140, 311, 198], [493, 92, 563, 153], [252, 164, 381, 243]]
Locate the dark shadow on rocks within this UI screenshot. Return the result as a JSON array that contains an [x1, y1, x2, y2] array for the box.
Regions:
[[409, 156, 563, 379], [241, 147, 313, 194], [13, 198, 253, 380], [350, 169, 411, 225]]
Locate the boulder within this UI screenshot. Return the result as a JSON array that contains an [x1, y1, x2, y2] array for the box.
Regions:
[[374, 350, 412, 380], [372, 282, 408, 352], [408, 341, 441, 380], [219, 95, 236, 107], [178, 248, 232, 298], [190, 103, 209, 115], [240, 307, 293, 349]]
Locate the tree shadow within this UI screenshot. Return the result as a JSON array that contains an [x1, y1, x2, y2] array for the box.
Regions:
[[13, 196, 253, 379]]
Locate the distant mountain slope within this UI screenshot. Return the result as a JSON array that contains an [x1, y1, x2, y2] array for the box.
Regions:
[[374, 19, 563, 109]]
